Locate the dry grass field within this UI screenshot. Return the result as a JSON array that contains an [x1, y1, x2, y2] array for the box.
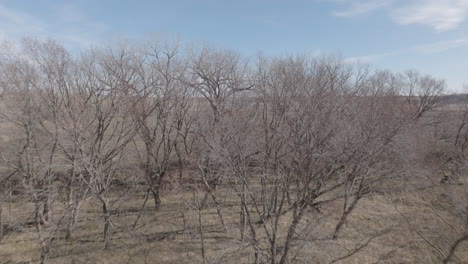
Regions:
[[1, 163, 467, 264]]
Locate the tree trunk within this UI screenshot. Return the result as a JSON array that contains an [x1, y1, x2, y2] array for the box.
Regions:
[[279, 207, 306, 264], [332, 213, 348, 240], [175, 142, 184, 181], [133, 189, 150, 229], [151, 188, 161, 210], [65, 185, 74, 240], [198, 206, 206, 264], [102, 200, 111, 249], [199, 171, 227, 232], [66, 201, 81, 240], [240, 182, 246, 241], [0, 200, 3, 243], [333, 196, 361, 240], [65, 172, 87, 240], [240, 208, 246, 241], [35, 203, 49, 264], [39, 241, 50, 264], [209, 192, 228, 232], [43, 196, 50, 223]]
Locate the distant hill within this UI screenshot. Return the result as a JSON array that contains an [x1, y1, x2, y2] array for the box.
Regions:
[[440, 94, 468, 105]]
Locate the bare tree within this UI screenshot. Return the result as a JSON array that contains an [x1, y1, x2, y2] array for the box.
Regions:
[[0, 37, 457, 264], [185, 47, 254, 233], [209, 55, 418, 264], [187, 47, 253, 124], [0, 39, 69, 264], [401, 70, 445, 119], [76, 46, 140, 249], [131, 41, 191, 212]]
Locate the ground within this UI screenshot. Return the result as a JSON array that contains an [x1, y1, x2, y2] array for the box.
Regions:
[[1, 171, 467, 264]]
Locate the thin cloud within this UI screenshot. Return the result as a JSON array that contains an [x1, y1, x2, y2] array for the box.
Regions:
[[332, 0, 392, 17], [0, 5, 47, 39], [413, 38, 468, 53], [344, 50, 399, 64], [346, 38, 468, 63], [0, 3, 105, 49], [331, 0, 468, 31]]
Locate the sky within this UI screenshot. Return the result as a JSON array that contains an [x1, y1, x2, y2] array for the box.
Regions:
[[0, 0, 467, 92]]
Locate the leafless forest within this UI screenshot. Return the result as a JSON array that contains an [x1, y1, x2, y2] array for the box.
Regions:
[[0, 39, 467, 264]]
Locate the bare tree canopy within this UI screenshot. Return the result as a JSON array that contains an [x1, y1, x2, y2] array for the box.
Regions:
[[4, 38, 468, 264]]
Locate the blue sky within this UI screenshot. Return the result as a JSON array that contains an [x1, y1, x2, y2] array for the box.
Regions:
[[0, 0, 467, 92]]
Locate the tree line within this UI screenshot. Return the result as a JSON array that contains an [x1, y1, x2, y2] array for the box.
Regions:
[[0, 38, 455, 264]]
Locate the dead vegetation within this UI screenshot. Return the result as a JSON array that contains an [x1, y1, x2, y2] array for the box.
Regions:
[[0, 38, 467, 264]]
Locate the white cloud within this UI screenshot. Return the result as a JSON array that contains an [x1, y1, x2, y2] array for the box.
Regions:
[[331, 0, 468, 31], [392, 0, 468, 31]]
